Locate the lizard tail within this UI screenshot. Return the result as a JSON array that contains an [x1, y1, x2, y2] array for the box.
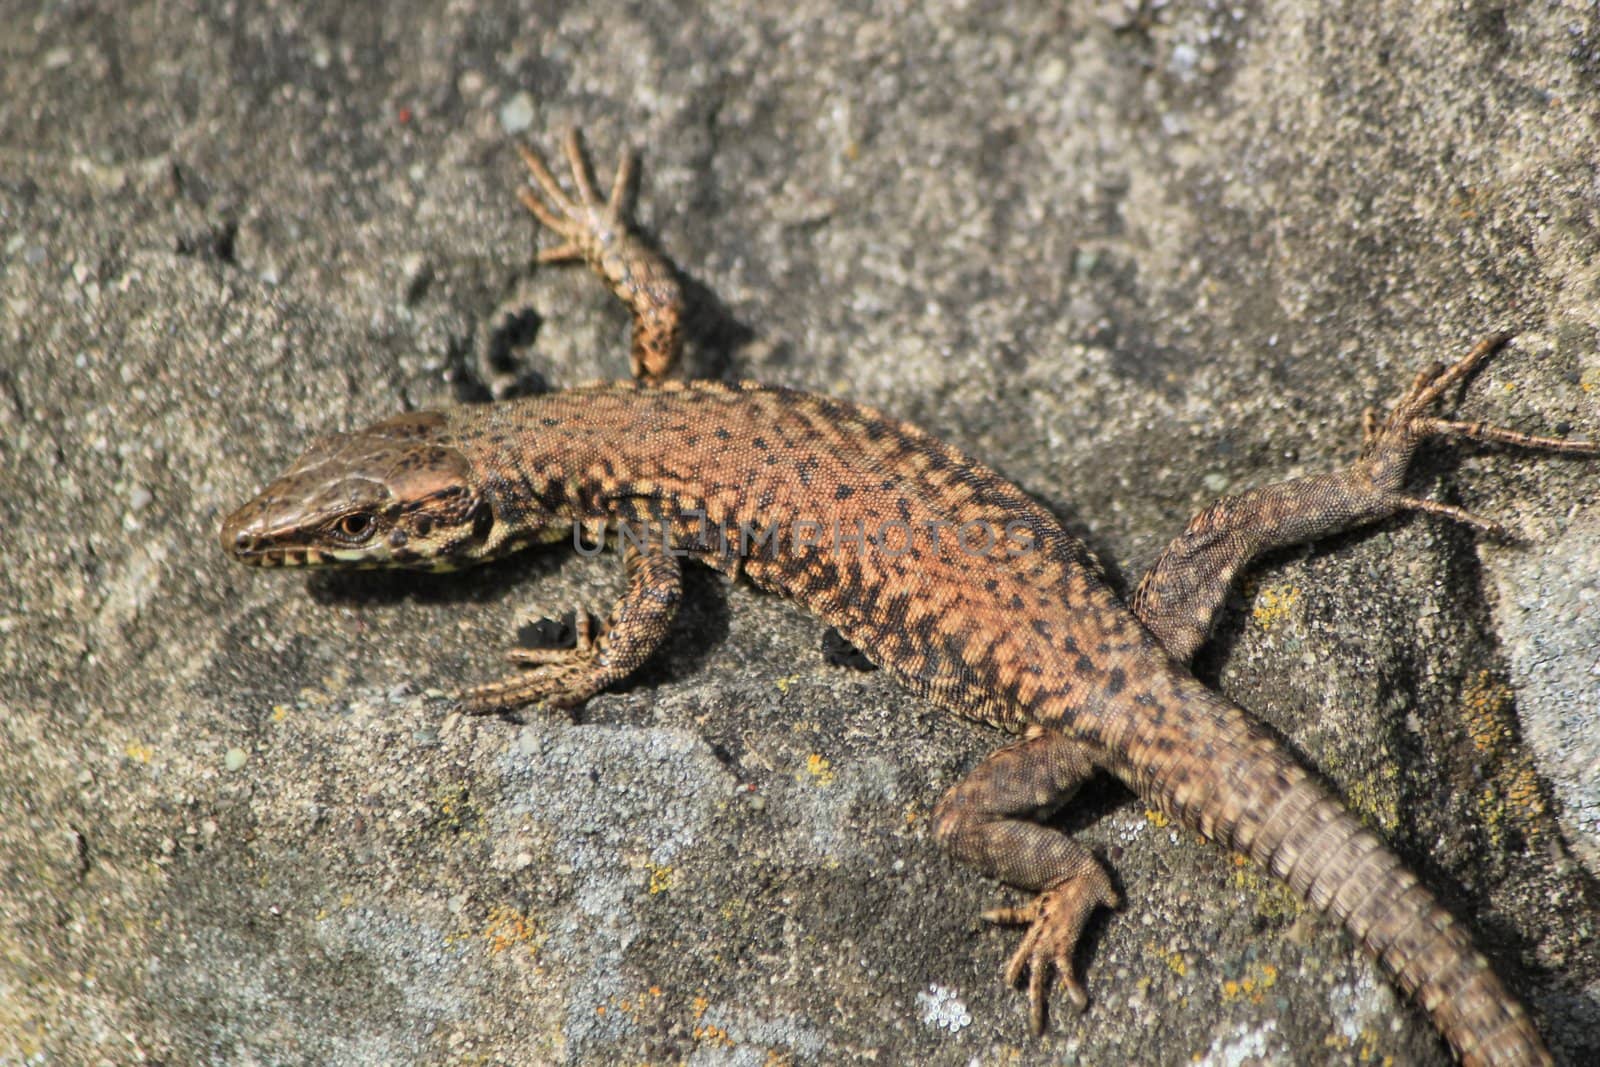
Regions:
[[1111, 676, 1550, 1067]]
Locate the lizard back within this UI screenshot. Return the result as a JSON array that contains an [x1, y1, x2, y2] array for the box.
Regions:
[[447, 379, 1155, 733]]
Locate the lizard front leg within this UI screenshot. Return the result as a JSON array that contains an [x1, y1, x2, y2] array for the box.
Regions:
[[460, 541, 682, 713], [1131, 333, 1598, 663], [516, 129, 685, 384], [933, 727, 1119, 1033]]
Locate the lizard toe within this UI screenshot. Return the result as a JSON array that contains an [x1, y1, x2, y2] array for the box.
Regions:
[[509, 607, 600, 665], [460, 657, 602, 714], [985, 867, 1119, 1033]]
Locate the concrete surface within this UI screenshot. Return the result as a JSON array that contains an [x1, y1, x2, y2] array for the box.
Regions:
[[3, 1, 1598, 1064]]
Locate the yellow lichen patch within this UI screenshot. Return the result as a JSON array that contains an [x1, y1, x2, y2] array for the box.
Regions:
[[1145, 808, 1171, 829], [1219, 962, 1279, 1004], [800, 753, 835, 786], [1358, 1027, 1390, 1064], [1228, 857, 1302, 922], [1144, 941, 1189, 977], [483, 904, 539, 955], [271, 704, 290, 722], [1250, 583, 1299, 631], [1460, 670, 1515, 757], [1476, 787, 1510, 852], [646, 863, 675, 895], [1503, 760, 1547, 820], [612, 985, 666, 1022], [1458, 671, 1551, 846], [774, 674, 800, 694], [124, 741, 153, 762], [687, 994, 736, 1049], [1322, 1026, 1393, 1064], [1477, 755, 1550, 850], [1343, 763, 1400, 834], [428, 782, 482, 837], [1580, 366, 1600, 394], [694, 1022, 735, 1048], [584, 987, 672, 1038]]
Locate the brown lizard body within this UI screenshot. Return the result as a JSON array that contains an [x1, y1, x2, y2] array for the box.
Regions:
[[222, 132, 1596, 1065]]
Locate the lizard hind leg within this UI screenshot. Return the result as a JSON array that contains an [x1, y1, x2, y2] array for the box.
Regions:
[[1132, 332, 1599, 663], [514, 129, 684, 383], [933, 727, 1120, 1034]]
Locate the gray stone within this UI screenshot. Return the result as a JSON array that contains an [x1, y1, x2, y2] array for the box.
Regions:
[[1491, 516, 1600, 876], [3, 2, 1597, 1065]]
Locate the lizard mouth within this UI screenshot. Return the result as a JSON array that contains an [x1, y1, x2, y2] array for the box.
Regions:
[[228, 544, 332, 568]]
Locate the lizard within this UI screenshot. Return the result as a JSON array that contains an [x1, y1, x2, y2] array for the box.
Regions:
[[220, 130, 1597, 1065]]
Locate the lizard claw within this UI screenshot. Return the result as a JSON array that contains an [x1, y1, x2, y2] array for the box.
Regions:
[[984, 868, 1120, 1034], [1371, 334, 1598, 456], [1363, 334, 1598, 535], [516, 128, 635, 263]]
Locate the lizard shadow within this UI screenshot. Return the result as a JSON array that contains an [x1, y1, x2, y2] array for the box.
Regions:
[[1167, 488, 1581, 982], [595, 563, 733, 714], [677, 270, 761, 383], [453, 254, 758, 403], [304, 542, 732, 713], [305, 549, 563, 610]]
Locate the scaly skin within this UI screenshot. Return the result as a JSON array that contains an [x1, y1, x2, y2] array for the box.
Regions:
[[222, 132, 1597, 1064]]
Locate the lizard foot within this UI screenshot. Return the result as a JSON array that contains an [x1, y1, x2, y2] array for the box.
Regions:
[[1363, 333, 1599, 536], [516, 128, 636, 266], [984, 867, 1120, 1034], [459, 654, 603, 715], [458, 611, 607, 713]]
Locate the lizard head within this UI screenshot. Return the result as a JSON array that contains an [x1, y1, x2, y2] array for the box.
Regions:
[[221, 412, 505, 570]]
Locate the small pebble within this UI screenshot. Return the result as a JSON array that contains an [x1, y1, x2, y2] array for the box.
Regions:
[[499, 91, 535, 135]]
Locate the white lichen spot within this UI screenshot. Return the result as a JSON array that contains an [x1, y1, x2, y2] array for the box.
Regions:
[[1195, 1018, 1279, 1067], [916, 983, 972, 1033]]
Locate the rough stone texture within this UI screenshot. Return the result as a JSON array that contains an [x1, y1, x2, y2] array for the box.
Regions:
[[1490, 516, 1600, 878], [3, 2, 1598, 1064]]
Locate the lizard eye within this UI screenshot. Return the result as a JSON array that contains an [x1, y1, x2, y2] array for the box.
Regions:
[[333, 512, 377, 543]]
